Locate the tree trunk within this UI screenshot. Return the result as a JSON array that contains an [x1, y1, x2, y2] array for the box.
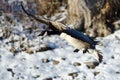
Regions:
[[65, 0, 110, 37], [65, 0, 120, 37], [36, 0, 120, 37]]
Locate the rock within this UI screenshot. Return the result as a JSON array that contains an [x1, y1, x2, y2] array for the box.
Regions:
[[68, 72, 78, 79], [7, 68, 14, 77], [42, 58, 50, 63], [84, 61, 99, 69], [33, 75, 40, 79], [61, 57, 66, 60], [53, 60, 60, 65], [43, 77, 52, 80], [24, 47, 34, 54], [94, 71, 100, 76], [116, 72, 120, 74], [73, 62, 81, 66], [37, 46, 53, 52]]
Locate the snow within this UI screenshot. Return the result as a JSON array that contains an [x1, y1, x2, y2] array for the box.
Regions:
[[0, 19, 120, 80]]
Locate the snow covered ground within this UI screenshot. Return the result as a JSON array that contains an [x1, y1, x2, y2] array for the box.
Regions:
[[0, 14, 120, 80]]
